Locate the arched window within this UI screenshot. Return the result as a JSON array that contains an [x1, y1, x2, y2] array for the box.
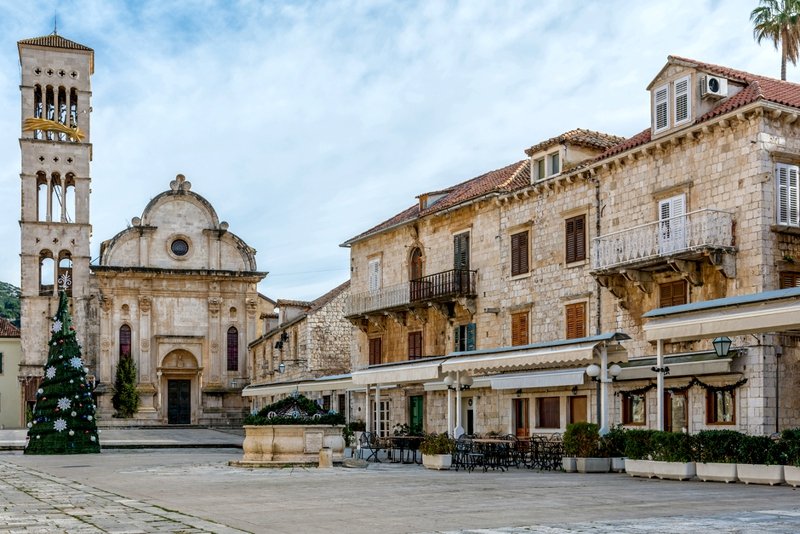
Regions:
[[33, 84, 43, 138], [37, 172, 48, 221], [50, 173, 62, 222], [409, 247, 424, 280], [119, 325, 132, 359], [227, 327, 238, 371], [64, 173, 76, 223], [58, 252, 73, 295], [39, 251, 54, 296], [69, 88, 78, 127], [45, 85, 55, 139], [57, 86, 67, 140]]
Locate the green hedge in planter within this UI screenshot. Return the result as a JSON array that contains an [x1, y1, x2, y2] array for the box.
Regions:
[[694, 430, 742, 464], [651, 431, 695, 463], [736, 434, 785, 465], [419, 433, 455, 456], [563, 422, 601, 457], [781, 428, 800, 467], [601, 426, 627, 457], [244, 394, 345, 426], [623, 429, 657, 460]]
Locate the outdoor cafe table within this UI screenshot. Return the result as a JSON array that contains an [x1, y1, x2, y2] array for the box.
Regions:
[[383, 436, 423, 464], [469, 438, 515, 470]]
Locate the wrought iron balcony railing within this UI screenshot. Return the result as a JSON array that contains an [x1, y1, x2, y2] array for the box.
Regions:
[[346, 269, 477, 317], [592, 209, 735, 272]]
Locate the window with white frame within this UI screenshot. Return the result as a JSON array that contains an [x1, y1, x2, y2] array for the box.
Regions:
[[653, 84, 669, 133], [368, 258, 382, 292], [673, 75, 691, 125], [534, 157, 546, 181], [777, 163, 800, 226], [548, 152, 560, 176]]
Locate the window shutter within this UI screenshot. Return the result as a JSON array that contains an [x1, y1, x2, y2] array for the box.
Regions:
[[511, 312, 529, 346], [674, 76, 690, 124], [408, 331, 423, 360], [565, 215, 585, 263], [654, 84, 669, 131], [466, 323, 476, 351], [454, 233, 470, 270], [777, 163, 800, 226], [368, 259, 381, 292], [454, 326, 461, 352], [369, 338, 382, 365], [780, 272, 800, 288], [511, 231, 529, 276], [566, 302, 585, 339]]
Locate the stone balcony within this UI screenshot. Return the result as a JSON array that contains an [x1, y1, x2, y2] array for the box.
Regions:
[[592, 209, 736, 274], [346, 269, 477, 318]]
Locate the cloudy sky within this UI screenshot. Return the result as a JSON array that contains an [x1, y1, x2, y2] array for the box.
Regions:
[[0, 0, 789, 301]]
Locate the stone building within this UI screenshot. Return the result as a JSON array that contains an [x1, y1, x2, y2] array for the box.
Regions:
[[0, 318, 22, 428], [339, 56, 800, 438], [16, 33, 267, 426], [242, 281, 352, 414]]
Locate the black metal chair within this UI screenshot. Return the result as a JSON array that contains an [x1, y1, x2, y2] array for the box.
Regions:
[[358, 431, 383, 462]]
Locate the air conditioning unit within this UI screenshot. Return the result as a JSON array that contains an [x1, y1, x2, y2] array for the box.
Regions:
[[700, 75, 728, 99]]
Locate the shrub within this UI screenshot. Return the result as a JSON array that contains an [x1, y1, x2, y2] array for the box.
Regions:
[[349, 420, 366, 432], [651, 431, 695, 463], [694, 430, 742, 464], [244, 394, 345, 425], [736, 434, 785, 465], [601, 426, 627, 457], [419, 433, 455, 456], [781, 428, 800, 467], [563, 422, 601, 457], [112, 356, 140, 418], [623, 429, 657, 460]]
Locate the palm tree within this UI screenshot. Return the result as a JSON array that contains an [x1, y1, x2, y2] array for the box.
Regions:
[[751, 0, 800, 80]]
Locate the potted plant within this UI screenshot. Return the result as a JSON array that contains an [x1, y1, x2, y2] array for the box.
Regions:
[[736, 434, 785, 485], [623, 429, 656, 478], [651, 431, 696, 480], [419, 432, 455, 470], [602, 426, 627, 473], [695, 430, 740, 483], [342, 423, 355, 458], [563, 422, 609, 473], [781, 428, 800, 487]]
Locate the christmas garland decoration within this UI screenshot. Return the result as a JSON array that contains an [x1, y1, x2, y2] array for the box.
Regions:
[[615, 382, 657, 397], [614, 376, 747, 397]]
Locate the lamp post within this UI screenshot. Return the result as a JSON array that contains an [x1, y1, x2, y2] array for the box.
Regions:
[[585, 354, 621, 435], [443, 372, 472, 437]]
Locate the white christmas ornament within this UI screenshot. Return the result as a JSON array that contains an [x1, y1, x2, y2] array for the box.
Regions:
[[45, 366, 56, 379], [57, 397, 72, 410], [90, 436, 96, 442], [51, 319, 62, 332], [70, 357, 82, 369], [53, 418, 67, 432], [71, 411, 77, 417], [69, 430, 75, 436]]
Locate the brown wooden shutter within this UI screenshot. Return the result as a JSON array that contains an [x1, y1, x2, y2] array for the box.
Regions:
[[511, 311, 529, 346], [565, 302, 586, 339], [408, 331, 423, 360], [565, 215, 586, 263], [659, 280, 687, 307], [780, 272, 800, 289], [511, 231, 529, 276], [369, 338, 382, 365], [537, 397, 560, 428]]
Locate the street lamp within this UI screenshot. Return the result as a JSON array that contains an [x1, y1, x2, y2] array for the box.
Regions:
[[443, 371, 471, 437], [713, 336, 732, 358], [585, 362, 622, 434], [278, 362, 286, 374]]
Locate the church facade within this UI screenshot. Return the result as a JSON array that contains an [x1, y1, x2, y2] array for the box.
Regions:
[[17, 34, 266, 426]]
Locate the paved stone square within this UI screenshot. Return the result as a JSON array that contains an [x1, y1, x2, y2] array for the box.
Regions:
[[2, 447, 800, 533]]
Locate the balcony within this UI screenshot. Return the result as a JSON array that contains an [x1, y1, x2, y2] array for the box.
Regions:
[[346, 269, 477, 317], [592, 209, 735, 274]]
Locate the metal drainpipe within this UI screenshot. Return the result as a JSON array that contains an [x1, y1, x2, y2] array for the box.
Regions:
[[594, 178, 602, 335], [776, 342, 781, 435]]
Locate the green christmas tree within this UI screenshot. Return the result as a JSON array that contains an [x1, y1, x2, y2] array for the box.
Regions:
[[112, 355, 140, 418], [25, 291, 100, 454]]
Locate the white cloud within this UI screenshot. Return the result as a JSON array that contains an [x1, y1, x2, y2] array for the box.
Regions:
[[0, 0, 788, 300]]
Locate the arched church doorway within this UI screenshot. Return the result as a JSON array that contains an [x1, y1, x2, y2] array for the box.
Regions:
[[158, 350, 199, 425]]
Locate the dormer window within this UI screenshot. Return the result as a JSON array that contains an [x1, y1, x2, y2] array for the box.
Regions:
[[549, 152, 560, 176], [534, 157, 546, 181], [653, 75, 692, 135], [419, 192, 447, 210]]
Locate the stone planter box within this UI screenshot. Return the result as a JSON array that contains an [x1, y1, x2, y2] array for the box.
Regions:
[[422, 453, 452, 470], [783, 465, 800, 487], [562, 457, 577, 473], [576, 457, 610, 473], [625, 459, 655, 478], [737, 464, 784, 486], [610, 457, 626, 473], [696, 462, 738, 483], [652, 461, 696, 481], [233, 425, 345, 466]]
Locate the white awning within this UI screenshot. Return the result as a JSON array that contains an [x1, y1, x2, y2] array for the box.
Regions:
[[490, 369, 586, 390], [618, 357, 733, 380], [441, 342, 600, 374], [644, 287, 800, 342], [242, 376, 353, 397], [351, 359, 444, 385], [423, 377, 492, 391]]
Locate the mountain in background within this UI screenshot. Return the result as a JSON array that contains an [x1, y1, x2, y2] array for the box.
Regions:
[[0, 281, 20, 325]]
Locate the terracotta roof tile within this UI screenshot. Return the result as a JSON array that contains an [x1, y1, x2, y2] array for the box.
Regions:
[[343, 160, 529, 245], [276, 299, 313, 309], [525, 129, 626, 156], [0, 317, 20, 337], [308, 280, 350, 313], [18, 34, 93, 52]]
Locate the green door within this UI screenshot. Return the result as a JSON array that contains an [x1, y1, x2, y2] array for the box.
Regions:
[[409, 395, 424, 434]]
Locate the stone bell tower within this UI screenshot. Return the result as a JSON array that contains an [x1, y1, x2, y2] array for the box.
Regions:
[[17, 33, 95, 391]]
